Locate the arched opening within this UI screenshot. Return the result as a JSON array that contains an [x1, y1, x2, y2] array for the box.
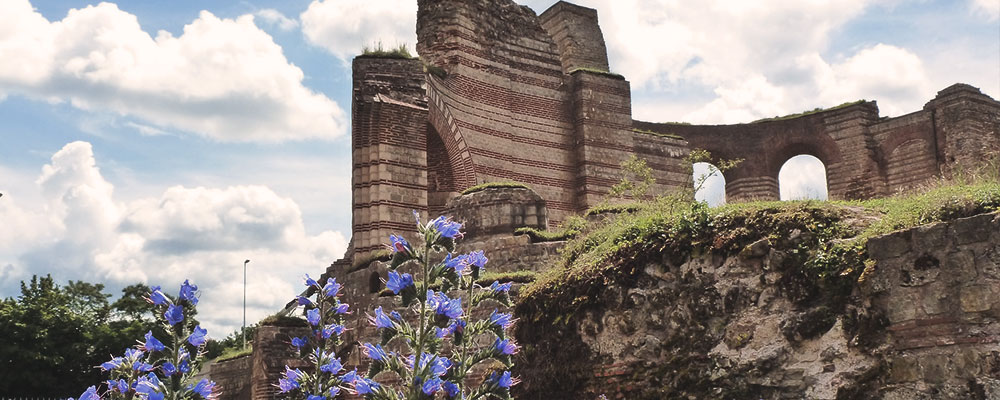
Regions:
[[778, 155, 828, 201], [693, 162, 726, 206], [369, 271, 382, 294]]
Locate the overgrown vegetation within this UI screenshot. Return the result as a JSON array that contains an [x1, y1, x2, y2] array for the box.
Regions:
[[360, 42, 415, 59], [752, 100, 866, 123], [567, 67, 625, 80], [514, 216, 587, 242], [519, 174, 1000, 322], [460, 181, 530, 195], [632, 128, 684, 140], [476, 270, 539, 286], [584, 203, 642, 217]]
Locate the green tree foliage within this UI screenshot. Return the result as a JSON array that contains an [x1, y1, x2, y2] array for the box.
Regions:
[[0, 275, 161, 397], [609, 155, 655, 200]]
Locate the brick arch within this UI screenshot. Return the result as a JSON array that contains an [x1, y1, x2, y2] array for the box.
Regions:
[[885, 138, 936, 191], [426, 78, 477, 190], [768, 140, 841, 179]]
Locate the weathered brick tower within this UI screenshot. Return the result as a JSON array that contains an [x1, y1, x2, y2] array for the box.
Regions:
[[346, 0, 1000, 264]]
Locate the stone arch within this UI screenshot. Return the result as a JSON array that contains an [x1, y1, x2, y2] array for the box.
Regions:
[[693, 161, 727, 206], [426, 78, 477, 190], [778, 155, 828, 200]]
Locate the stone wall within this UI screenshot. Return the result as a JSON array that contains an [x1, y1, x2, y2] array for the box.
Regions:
[[210, 356, 252, 400], [250, 325, 310, 400], [514, 211, 1000, 399]]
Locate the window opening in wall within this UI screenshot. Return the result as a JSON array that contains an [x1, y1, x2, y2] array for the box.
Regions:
[[778, 154, 828, 200], [693, 162, 726, 206]]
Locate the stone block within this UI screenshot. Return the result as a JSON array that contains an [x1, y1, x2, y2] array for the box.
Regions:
[[960, 285, 994, 313]]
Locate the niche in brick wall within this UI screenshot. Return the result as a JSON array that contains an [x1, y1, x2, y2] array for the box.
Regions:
[[779, 154, 828, 201], [693, 162, 726, 206]]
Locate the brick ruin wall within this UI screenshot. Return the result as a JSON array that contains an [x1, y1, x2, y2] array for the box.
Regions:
[[347, 0, 1000, 262]]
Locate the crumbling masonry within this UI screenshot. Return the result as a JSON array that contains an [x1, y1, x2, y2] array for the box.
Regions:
[[346, 0, 1000, 262]]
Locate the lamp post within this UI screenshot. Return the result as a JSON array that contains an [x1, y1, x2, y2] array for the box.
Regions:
[[243, 259, 250, 349]]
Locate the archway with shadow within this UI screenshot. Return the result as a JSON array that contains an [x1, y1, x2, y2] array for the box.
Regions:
[[778, 154, 828, 201], [693, 162, 726, 206]]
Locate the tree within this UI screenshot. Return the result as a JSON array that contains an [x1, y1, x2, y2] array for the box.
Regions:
[[609, 155, 656, 200], [0, 275, 161, 397]]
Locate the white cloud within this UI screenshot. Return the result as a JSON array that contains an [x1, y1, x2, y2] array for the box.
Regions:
[[300, 0, 417, 61], [0, 142, 348, 335], [779, 155, 828, 200], [0, 1, 347, 142], [972, 0, 1000, 20], [254, 9, 300, 31]]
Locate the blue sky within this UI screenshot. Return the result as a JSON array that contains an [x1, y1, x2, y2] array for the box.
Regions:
[[0, 0, 997, 335]]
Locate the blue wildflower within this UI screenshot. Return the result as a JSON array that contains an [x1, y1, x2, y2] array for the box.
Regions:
[[190, 379, 215, 398], [296, 296, 312, 306], [407, 353, 450, 377], [385, 271, 414, 294], [369, 306, 393, 329], [497, 371, 518, 388], [178, 280, 198, 305], [143, 331, 165, 352], [422, 376, 443, 395], [494, 338, 518, 355], [162, 362, 177, 376], [164, 304, 183, 326], [100, 357, 123, 371], [304, 274, 319, 288], [443, 381, 460, 398], [307, 395, 325, 400], [430, 216, 463, 239], [390, 310, 403, 320], [436, 319, 466, 338], [306, 308, 320, 326], [389, 234, 410, 253], [466, 250, 488, 269], [148, 286, 168, 305], [320, 358, 343, 374], [77, 386, 100, 400], [329, 387, 341, 397], [362, 343, 390, 361], [443, 253, 468, 274], [354, 378, 379, 395], [291, 337, 307, 348], [321, 324, 344, 339], [113, 379, 129, 393], [334, 302, 350, 314], [133, 360, 154, 372], [430, 291, 463, 319], [135, 373, 161, 396], [489, 309, 514, 329], [323, 278, 341, 297], [341, 369, 358, 384], [187, 325, 208, 346], [278, 366, 303, 392], [490, 280, 512, 294]]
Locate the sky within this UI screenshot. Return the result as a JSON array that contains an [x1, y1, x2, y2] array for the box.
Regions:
[[0, 0, 997, 336]]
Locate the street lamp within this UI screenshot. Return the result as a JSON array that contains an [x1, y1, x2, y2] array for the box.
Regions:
[[243, 259, 250, 350]]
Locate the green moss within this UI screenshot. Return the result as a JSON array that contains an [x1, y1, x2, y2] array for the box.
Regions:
[[567, 67, 625, 80], [752, 100, 866, 123], [260, 314, 308, 327], [359, 43, 415, 59], [584, 202, 642, 217], [632, 128, 684, 140], [514, 216, 586, 243], [350, 250, 392, 272], [460, 181, 530, 195], [475, 270, 538, 286], [214, 346, 252, 362], [424, 63, 447, 78]]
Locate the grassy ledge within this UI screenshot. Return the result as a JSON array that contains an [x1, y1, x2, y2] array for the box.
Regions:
[[460, 181, 530, 195], [752, 100, 867, 123], [568, 67, 625, 80], [350, 250, 392, 272], [358, 43, 416, 60], [632, 128, 684, 140]]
